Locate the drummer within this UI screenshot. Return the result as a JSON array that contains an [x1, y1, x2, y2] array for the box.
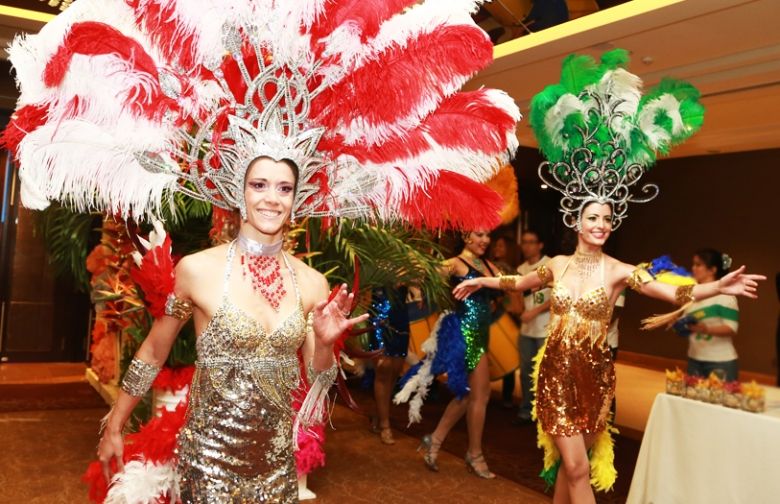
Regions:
[[513, 229, 552, 425]]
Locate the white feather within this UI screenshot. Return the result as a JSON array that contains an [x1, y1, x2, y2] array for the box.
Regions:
[[637, 94, 684, 150], [393, 313, 449, 426], [543, 94, 588, 149], [105, 459, 179, 504], [592, 68, 643, 146], [17, 118, 178, 218]]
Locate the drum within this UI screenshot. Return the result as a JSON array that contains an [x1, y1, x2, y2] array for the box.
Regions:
[[487, 312, 520, 380]]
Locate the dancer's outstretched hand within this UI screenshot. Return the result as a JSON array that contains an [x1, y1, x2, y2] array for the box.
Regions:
[[718, 266, 766, 299], [312, 284, 369, 346], [452, 278, 483, 301]]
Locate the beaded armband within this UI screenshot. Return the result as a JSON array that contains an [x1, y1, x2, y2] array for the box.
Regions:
[[307, 361, 339, 389], [165, 293, 193, 321], [498, 274, 520, 291], [675, 284, 695, 306], [121, 357, 161, 397], [536, 264, 553, 285], [626, 267, 654, 292]]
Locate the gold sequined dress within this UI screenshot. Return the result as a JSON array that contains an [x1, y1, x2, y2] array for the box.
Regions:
[[176, 242, 306, 503], [535, 256, 616, 437]]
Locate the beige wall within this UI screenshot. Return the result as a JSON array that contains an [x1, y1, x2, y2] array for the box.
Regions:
[[612, 149, 779, 375], [515, 148, 780, 375]]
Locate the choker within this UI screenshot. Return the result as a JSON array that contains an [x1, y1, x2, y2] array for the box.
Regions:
[[573, 248, 602, 280], [237, 234, 284, 256]]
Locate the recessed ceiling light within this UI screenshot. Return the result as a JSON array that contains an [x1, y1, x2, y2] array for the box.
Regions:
[[540, 184, 548, 189], [642, 56, 654, 65]]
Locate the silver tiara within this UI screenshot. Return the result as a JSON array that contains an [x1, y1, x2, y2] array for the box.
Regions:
[[136, 23, 367, 221], [538, 89, 659, 230]]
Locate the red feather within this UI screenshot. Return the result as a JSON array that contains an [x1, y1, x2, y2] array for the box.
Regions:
[[125, 0, 200, 71], [328, 89, 517, 163], [310, 0, 416, 54], [399, 170, 503, 230], [129, 235, 175, 319], [44, 21, 174, 119], [123, 401, 188, 464], [152, 365, 195, 392], [311, 24, 493, 143], [0, 104, 49, 158]]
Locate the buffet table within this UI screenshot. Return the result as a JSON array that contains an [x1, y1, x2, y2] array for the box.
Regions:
[[627, 387, 780, 504]]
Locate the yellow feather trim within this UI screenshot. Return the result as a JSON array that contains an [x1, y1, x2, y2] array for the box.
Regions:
[[531, 338, 618, 492]]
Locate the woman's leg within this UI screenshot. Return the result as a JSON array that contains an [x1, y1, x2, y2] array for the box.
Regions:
[[552, 433, 596, 504], [465, 354, 494, 476], [374, 355, 404, 430]]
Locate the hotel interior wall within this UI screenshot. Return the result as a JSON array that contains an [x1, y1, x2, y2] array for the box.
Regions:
[[513, 147, 780, 376]]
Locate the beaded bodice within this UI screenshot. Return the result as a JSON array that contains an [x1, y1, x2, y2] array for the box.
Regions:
[[550, 284, 612, 322], [196, 242, 306, 360], [547, 255, 612, 346], [192, 241, 307, 413]]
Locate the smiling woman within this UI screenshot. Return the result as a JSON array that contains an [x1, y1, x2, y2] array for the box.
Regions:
[[451, 49, 765, 503]]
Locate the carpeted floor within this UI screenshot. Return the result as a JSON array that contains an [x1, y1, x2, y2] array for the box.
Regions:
[[347, 379, 640, 504], [0, 370, 638, 503], [0, 382, 549, 504]]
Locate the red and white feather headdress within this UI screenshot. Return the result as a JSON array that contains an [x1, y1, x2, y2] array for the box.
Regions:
[[4, 0, 520, 229]]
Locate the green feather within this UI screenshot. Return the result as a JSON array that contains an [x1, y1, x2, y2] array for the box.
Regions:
[[559, 54, 603, 94], [540, 460, 561, 489], [600, 48, 630, 69]]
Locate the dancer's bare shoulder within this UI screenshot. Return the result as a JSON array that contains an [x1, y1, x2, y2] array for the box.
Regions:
[[285, 253, 329, 310]]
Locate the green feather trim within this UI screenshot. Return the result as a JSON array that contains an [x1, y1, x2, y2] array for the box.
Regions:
[[600, 48, 630, 69], [540, 460, 561, 490], [560, 54, 603, 94]]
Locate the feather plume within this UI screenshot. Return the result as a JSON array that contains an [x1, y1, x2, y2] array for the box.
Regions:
[[104, 460, 179, 504], [313, 24, 493, 146], [397, 171, 503, 230]]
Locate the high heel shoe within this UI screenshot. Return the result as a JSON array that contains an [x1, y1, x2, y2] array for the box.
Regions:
[[465, 452, 496, 479], [417, 434, 441, 472], [380, 427, 396, 445]]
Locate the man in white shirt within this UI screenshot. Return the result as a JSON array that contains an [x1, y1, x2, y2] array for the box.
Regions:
[[514, 230, 551, 424]]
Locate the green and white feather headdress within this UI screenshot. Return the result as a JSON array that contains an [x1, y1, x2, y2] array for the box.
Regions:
[[530, 49, 704, 229]]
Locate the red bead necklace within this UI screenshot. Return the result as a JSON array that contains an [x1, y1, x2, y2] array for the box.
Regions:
[[237, 235, 286, 312]]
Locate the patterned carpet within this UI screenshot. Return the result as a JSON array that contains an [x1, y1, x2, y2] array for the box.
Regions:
[[0, 378, 639, 503], [346, 380, 640, 504]]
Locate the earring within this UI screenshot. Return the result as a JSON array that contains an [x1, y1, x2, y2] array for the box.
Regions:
[[290, 207, 296, 226]]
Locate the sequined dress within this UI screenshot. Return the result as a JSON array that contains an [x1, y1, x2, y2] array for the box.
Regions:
[[535, 256, 616, 436], [452, 258, 498, 372], [367, 286, 410, 358], [176, 242, 306, 503]]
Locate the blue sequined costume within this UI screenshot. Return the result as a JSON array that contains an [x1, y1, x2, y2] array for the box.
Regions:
[[367, 287, 410, 358]]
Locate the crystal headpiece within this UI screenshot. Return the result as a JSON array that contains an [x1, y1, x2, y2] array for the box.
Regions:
[[7, 1, 521, 231], [138, 25, 330, 221], [531, 49, 704, 230]]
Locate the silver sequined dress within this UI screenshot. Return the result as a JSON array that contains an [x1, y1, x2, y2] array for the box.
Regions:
[[176, 242, 306, 503]]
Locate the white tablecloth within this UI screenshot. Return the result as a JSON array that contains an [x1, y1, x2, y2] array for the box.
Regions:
[[627, 388, 780, 504]]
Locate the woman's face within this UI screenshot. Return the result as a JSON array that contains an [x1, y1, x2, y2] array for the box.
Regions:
[[691, 255, 717, 283], [578, 202, 612, 247], [464, 231, 491, 257], [243, 157, 296, 236]]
